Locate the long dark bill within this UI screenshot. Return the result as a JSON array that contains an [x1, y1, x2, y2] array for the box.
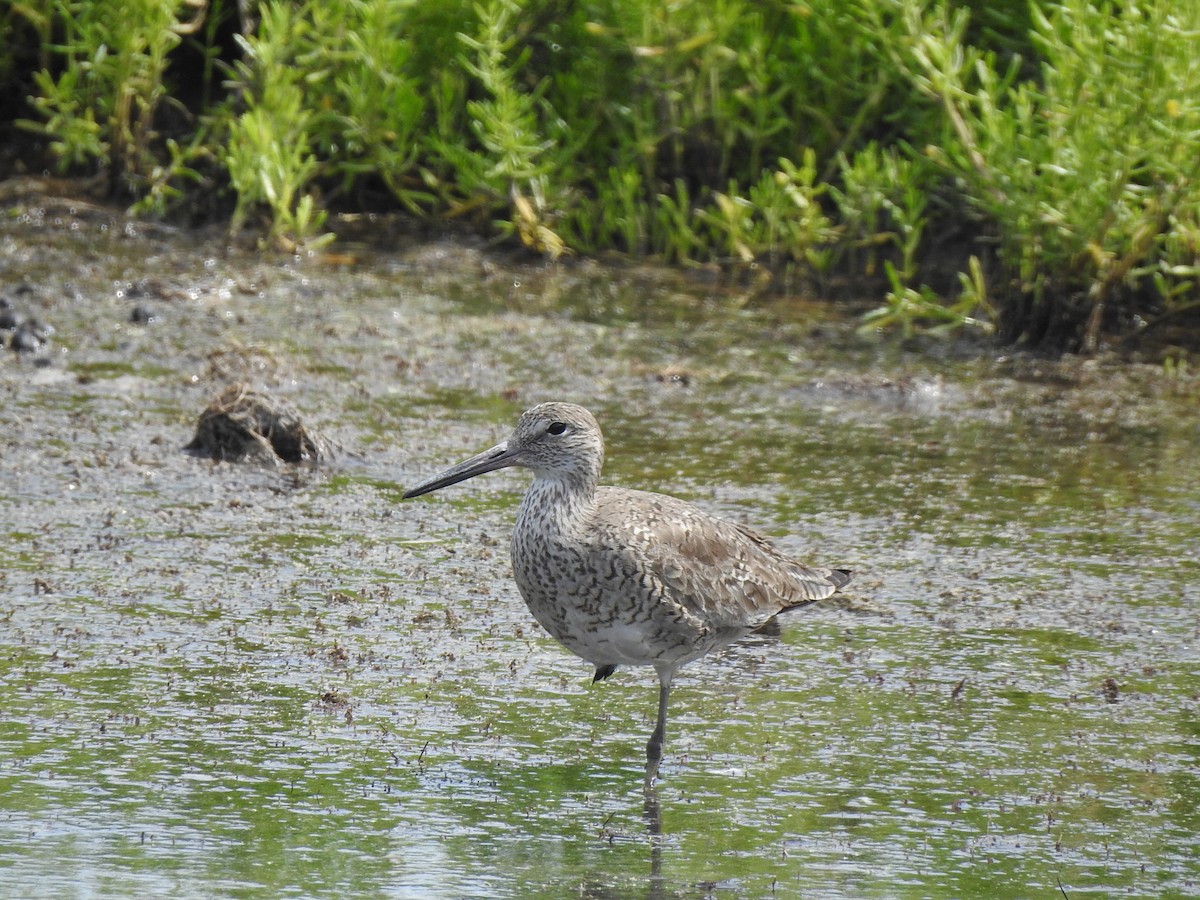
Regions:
[[402, 441, 520, 499]]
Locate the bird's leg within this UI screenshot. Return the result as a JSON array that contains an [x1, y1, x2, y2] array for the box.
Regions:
[[645, 665, 674, 784]]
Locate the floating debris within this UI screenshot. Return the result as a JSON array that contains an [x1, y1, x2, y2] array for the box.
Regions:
[[8, 327, 44, 353], [0, 297, 19, 330], [186, 383, 333, 465], [2, 298, 53, 353], [1102, 677, 1120, 704], [130, 303, 160, 325]]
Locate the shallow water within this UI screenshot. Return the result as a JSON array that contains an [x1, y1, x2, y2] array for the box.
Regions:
[[1, 202, 1198, 898]]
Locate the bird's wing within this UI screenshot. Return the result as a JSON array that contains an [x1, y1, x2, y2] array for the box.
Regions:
[[588, 487, 846, 628]]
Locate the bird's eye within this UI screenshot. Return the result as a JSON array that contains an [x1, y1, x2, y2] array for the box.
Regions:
[[547, 421, 568, 436]]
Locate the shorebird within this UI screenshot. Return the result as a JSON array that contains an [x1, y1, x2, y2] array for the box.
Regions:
[[403, 402, 851, 783]]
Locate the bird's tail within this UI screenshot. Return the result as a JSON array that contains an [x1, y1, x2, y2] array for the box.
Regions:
[[827, 568, 853, 590]]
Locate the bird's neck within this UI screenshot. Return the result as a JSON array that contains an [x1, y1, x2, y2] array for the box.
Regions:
[[516, 470, 597, 537]]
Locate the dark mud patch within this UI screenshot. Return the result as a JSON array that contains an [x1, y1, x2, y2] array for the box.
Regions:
[[186, 383, 335, 464]]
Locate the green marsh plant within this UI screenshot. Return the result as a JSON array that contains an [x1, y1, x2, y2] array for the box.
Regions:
[[310, 0, 426, 213], [436, 0, 567, 255], [698, 152, 835, 271], [18, 0, 204, 197], [549, 0, 917, 264], [834, 142, 995, 337], [222, 1, 328, 249], [898, 0, 1200, 348], [5, 0, 1197, 349], [221, 0, 426, 249]]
